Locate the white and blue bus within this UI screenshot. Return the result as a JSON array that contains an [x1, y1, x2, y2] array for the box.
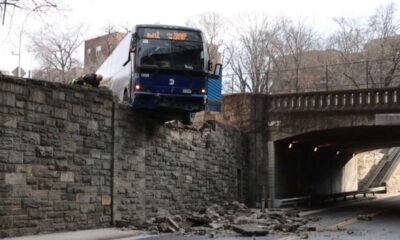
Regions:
[[97, 24, 221, 124]]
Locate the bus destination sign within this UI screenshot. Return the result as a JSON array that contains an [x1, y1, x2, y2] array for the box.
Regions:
[[140, 28, 202, 42], [146, 31, 188, 41]]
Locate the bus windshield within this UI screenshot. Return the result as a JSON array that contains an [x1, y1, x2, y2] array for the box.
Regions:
[[137, 28, 205, 72], [138, 39, 204, 71]]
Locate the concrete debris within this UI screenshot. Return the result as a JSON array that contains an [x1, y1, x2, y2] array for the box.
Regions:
[[231, 224, 269, 236], [357, 214, 372, 221], [127, 202, 317, 237], [297, 226, 317, 232], [299, 233, 309, 239], [347, 230, 355, 235]]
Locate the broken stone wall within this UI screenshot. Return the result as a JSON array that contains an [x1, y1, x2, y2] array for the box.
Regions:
[[0, 76, 249, 237], [113, 105, 249, 224], [0, 77, 113, 237]]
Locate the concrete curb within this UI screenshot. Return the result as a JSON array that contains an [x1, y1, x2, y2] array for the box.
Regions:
[[299, 193, 400, 217]]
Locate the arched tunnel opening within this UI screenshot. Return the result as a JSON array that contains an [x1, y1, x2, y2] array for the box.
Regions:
[[273, 125, 400, 200]]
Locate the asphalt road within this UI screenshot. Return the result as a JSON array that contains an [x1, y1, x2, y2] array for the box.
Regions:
[[303, 194, 400, 240], [7, 194, 400, 240], [125, 194, 400, 240]]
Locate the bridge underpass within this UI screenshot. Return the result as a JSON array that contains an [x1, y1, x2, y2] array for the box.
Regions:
[[222, 87, 400, 207], [272, 126, 400, 201]]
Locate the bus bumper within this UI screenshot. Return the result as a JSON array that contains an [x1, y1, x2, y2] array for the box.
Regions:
[[132, 92, 207, 112]]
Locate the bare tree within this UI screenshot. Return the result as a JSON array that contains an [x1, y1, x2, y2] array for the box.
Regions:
[[365, 2, 400, 87], [0, 0, 58, 25], [30, 24, 83, 83], [327, 17, 366, 88], [227, 14, 279, 93], [329, 17, 365, 61], [186, 12, 226, 69], [272, 17, 319, 92]]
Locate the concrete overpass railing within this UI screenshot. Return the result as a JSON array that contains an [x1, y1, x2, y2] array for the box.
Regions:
[[268, 87, 400, 112]]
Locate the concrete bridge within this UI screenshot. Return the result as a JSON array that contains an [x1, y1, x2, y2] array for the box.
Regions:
[[223, 87, 400, 207]]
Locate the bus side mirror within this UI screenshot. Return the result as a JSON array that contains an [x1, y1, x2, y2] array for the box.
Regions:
[[208, 60, 213, 71], [130, 33, 137, 53], [214, 63, 222, 77]]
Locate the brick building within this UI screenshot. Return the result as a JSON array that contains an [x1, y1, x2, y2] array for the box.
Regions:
[[84, 32, 126, 72]]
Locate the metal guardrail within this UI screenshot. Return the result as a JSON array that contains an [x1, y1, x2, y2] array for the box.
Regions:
[[273, 186, 387, 207]]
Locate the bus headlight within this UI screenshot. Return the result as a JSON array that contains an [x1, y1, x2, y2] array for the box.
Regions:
[[135, 84, 141, 90], [201, 89, 206, 94]]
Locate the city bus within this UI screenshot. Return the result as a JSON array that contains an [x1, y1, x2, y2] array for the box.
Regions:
[[97, 24, 221, 124]]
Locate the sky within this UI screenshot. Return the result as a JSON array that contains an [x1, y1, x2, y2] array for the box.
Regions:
[[0, 0, 397, 75]]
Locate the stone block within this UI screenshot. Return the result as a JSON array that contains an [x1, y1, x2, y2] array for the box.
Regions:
[[60, 172, 74, 182], [16, 100, 25, 108], [72, 105, 85, 117], [0, 92, 15, 107], [102, 161, 111, 170], [28, 208, 45, 219], [32, 190, 48, 200], [32, 165, 58, 178], [11, 185, 31, 197], [62, 141, 77, 153], [9, 151, 23, 164], [0, 116, 17, 128], [91, 176, 104, 186], [76, 193, 92, 203], [90, 150, 101, 159], [88, 120, 98, 130], [104, 118, 112, 127], [52, 90, 65, 100], [48, 190, 62, 201], [0, 216, 13, 229], [23, 132, 40, 144], [5, 173, 26, 185], [64, 122, 80, 133], [35, 146, 53, 158], [54, 108, 68, 119], [30, 89, 46, 103], [80, 204, 95, 213], [102, 195, 112, 206], [64, 212, 77, 222], [185, 175, 193, 184]]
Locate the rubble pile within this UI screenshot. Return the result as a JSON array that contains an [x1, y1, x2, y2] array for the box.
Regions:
[[136, 201, 319, 237]]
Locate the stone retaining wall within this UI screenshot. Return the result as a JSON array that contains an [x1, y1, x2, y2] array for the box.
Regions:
[[113, 106, 249, 224], [0, 77, 114, 237], [0, 76, 249, 237]]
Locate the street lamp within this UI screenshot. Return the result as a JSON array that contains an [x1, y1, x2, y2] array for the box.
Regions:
[[12, 10, 35, 78]]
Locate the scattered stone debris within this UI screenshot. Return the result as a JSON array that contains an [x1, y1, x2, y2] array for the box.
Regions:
[[125, 202, 319, 237], [357, 214, 372, 221], [298, 226, 317, 232], [231, 224, 269, 236], [299, 233, 309, 239]]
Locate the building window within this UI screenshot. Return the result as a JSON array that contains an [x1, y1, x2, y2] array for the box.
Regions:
[[96, 46, 102, 57]]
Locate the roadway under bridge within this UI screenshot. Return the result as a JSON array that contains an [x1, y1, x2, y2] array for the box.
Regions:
[[222, 87, 400, 207]]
